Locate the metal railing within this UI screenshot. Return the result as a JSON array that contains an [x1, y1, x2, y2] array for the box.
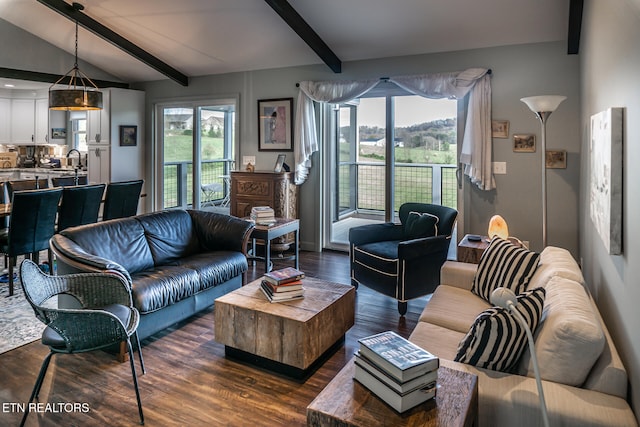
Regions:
[[163, 159, 232, 208], [338, 162, 457, 215]]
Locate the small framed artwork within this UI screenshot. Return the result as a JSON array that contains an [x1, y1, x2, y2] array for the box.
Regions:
[[513, 134, 536, 152], [51, 128, 67, 139], [119, 125, 137, 147], [274, 154, 286, 172], [491, 120, 510, 138], [258, 98, 293, 151], [546, 150, 567, 169]]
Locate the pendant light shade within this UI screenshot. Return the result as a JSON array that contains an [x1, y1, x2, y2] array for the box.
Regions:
[[49, 2, 103, 111]]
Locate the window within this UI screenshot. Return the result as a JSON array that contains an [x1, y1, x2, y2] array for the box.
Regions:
[[72, 118, 87, 152], [326, 94, 458, 250]]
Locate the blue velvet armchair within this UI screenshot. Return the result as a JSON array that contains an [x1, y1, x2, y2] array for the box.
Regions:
[[349, 203, 458, 315]]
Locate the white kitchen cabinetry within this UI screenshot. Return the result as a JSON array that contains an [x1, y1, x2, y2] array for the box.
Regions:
[[10, 98, 35, 144], [35, 98, 49, 144], [87, 145, 110, 184], [87, 91, 110, 144], [0, 98, 10, 143]]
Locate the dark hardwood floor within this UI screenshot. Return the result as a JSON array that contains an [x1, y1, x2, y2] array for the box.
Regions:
[[0, 250, 430, 426]]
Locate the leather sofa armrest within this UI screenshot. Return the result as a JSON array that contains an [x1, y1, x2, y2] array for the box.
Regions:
[[50, 234, 131, 282], [440, 260, 477, 291], [189, 210, 254, 253], [348, 223, 404, 246]]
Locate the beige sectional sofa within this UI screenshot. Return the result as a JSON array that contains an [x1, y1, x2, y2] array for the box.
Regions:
[[409, 246, 637, 427]]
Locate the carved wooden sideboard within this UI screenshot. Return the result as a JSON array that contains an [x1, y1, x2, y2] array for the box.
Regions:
[[230, 171, 298, 250]]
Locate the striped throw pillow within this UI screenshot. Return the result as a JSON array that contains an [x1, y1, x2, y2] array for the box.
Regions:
[[471, 237, 540, 302], [454, 287, 546, 372]]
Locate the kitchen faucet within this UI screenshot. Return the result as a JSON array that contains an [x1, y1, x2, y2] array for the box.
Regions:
[[66, 149, 83, 185]]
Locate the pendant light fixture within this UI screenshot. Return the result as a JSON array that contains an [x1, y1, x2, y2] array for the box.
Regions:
[[49, 2, 103, 111]]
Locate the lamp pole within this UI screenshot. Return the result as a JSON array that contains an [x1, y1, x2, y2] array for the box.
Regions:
[[521, 96, 566, 250]]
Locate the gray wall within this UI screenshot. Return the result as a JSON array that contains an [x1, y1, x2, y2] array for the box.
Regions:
[[580, 0, 640, 418], [136, 41, 581, 255]]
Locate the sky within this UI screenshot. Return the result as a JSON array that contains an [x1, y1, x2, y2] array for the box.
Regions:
[[356, 96, 457, 128]]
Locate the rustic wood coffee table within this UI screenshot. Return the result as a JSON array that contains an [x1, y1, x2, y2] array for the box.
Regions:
[[214, 277, 355, 379], [307, 359, 478, 427]]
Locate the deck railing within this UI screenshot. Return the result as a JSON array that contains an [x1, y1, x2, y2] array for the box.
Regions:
[[338, 162, 457, 215], [163, 159, 232, 208]]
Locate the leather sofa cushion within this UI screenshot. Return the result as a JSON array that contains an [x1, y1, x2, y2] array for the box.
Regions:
[[353, 240, 401, 276], [132, 251, 248, 313], [137, 210, 200, 266], [60, 217, 154, 274]]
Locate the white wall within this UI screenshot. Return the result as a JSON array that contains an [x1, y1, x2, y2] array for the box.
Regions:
[[580, 0, 640, 419]]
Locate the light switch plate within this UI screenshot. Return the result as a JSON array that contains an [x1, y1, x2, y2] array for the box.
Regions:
[[242, 156, 255, 166], [493, 161, 507, 174]]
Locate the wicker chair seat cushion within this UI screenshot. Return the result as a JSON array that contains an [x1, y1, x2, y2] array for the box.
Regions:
[[42, 303, 131, 349]]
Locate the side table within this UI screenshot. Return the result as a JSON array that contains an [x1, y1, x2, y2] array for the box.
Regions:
[[249, 217, 299, 273], [457, 234, 489, 264], [307, 359, 478, 427]]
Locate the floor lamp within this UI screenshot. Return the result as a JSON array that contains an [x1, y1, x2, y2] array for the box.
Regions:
[[491, 287, 550, 427], [520, 96, 566, 249]]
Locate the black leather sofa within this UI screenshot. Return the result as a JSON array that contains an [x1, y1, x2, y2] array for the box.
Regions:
[[51, 209, 254, 340]]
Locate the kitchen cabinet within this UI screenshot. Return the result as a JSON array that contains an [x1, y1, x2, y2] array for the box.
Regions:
[[87, 145, 110, 184], [87, 91, 110, 144], [10, 98, 35, 144], [35, 98, 49, 144], [0, 98, 10, 143]]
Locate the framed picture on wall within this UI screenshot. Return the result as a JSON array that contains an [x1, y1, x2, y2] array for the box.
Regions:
[[491, 120, 510, 138], [513, 134, 535, 152], [119, 125, 138, 147], [546, 150, 567, 169], [258, 98, 293, 151]]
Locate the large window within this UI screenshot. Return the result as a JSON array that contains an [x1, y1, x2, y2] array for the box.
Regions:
[[327, 94, 458, 250]]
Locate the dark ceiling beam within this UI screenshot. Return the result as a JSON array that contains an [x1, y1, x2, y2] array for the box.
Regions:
[[567, 0, 584, 54], [0, 67, 129, 89], [36, 0, 189, 86], [264, 0, 342, 73]]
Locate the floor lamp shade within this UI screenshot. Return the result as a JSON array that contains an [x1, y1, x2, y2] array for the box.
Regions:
[[520, 95, 566, 249]]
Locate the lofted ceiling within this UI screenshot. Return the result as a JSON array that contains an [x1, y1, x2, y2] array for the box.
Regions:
[[0, 0, 571, 86]]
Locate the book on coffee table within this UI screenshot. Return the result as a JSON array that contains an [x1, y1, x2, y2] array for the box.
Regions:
[[263, 267, 305, 285], [358, 331, 439, 383], [260, 280, 304, 303], [353, 360, 437, 413], [354, 351, 438, 395]]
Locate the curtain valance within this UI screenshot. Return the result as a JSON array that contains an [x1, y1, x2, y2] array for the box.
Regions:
[[294, 68, 494, 190]]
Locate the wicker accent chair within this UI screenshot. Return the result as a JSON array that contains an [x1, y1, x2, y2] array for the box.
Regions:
[[349, 203, 458, 316], [19, 259, 145, 426]]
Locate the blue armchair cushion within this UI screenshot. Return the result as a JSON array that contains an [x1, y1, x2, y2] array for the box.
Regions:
[[353, 240, 402, 276], [404, 211, 439, 240]]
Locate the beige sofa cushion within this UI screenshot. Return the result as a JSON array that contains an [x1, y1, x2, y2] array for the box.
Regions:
[[528, 246, 584, 289], [517, 276, 605, 387], [419, 284, 491, 333], [409, 321, 466, 360]]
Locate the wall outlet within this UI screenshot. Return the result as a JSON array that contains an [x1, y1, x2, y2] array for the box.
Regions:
[[242, 156, 255, 166], [493, 161, 507, 174]]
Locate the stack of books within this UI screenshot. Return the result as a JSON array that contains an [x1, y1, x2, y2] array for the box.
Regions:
[[354, 331, 439, 413], [250, 206, 276, 225], [260, 266, 305, 303]]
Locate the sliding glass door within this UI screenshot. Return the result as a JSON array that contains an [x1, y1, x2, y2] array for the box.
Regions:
[[155, 98, 236, 211]]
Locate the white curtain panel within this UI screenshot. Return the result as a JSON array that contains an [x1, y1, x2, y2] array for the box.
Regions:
[[295, 68, 493, 190]]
